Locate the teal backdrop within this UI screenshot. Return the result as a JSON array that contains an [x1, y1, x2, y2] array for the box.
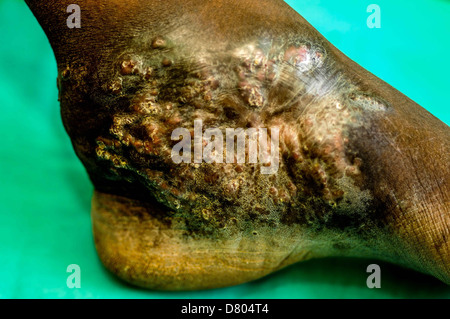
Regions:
[[0, 0, 449, 298]]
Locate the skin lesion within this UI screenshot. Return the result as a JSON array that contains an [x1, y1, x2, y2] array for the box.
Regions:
[[86, 32, 389, 243]]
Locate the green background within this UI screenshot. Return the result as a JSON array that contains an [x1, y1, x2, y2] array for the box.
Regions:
[[0, 0, 449, 298]]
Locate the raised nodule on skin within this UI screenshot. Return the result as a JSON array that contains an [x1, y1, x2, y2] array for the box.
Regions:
[[26, 0, 449, 289]]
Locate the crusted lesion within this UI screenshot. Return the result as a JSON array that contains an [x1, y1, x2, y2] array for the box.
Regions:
[[89, 33, 389, 237]]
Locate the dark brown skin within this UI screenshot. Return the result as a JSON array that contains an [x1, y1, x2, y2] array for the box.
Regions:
[[25, 0, 449, 290]]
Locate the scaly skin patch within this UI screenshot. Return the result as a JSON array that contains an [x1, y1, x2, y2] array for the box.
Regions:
[[85, 34, 388, 243]]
